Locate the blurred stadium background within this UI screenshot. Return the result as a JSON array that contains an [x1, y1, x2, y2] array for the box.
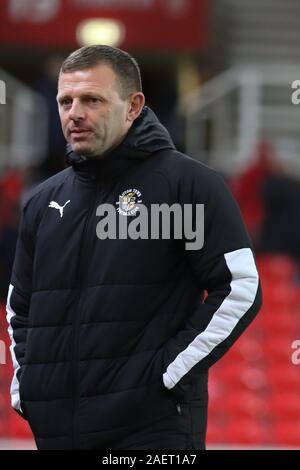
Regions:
[[1, 0, 300, 450]]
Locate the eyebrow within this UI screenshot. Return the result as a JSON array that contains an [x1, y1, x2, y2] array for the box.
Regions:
[[57, 94, 70, 103], [57, 92, 105, 103]]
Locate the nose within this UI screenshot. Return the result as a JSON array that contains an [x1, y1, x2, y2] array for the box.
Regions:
[[68, 99, 85, 122]]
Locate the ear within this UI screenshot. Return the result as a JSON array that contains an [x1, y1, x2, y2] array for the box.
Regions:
[[127, 92, 145, 122]]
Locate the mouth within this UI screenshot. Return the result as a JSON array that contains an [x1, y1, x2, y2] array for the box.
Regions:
[[69, 129, 93, 140], [70, 129, 92, 134]]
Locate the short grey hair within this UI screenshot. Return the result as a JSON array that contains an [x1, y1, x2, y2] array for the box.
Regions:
[[60, 45, 142, 99]]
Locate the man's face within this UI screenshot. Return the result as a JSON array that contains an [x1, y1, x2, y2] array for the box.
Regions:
[[57, 63, 132, 158]]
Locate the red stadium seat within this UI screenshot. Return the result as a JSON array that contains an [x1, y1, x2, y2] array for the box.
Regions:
[[218, 363, 268, 392], [269, 392, 300, 419], [267, 364, 300, 391], [206, 418, 228, 445], [257, 255, 298, 283], [224, 418, 272, 445], [259, 309, 300, 335], [228, 336, 264, 364], [223, 392, 270, 420], [273, 419, 300, 447], [263, 335, 297, 365]]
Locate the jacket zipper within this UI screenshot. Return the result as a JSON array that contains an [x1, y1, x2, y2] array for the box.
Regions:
[[72, 180, 98, 449]]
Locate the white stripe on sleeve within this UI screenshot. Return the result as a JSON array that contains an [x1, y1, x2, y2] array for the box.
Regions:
[[163, 248, 259, 389], [6, 284, 22, 411]]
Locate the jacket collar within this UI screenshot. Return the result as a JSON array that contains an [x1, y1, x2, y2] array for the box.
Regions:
[[66, 106, 175, 182]]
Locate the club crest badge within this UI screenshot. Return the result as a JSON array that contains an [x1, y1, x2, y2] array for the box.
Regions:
[[116, 188, 142, 216]]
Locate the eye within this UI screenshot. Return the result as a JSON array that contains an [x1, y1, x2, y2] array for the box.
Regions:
[[60, 98, 72, 107], [87, 97, 101, 104]]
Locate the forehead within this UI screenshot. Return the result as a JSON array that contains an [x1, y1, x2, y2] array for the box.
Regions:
[[57, 63, 120, 96]]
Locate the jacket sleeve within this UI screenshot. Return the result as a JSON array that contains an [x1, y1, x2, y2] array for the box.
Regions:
[[162, 170, 262, 401], [6, 203, 34, 418]]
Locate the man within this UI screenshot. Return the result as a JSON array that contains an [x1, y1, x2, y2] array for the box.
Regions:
[[7, 45, 262, 450]]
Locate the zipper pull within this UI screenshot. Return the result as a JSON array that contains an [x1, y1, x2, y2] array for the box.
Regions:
[[176, 403, 182, 415]]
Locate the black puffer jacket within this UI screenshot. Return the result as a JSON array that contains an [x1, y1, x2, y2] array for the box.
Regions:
[[7, 107, 262, 449]]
